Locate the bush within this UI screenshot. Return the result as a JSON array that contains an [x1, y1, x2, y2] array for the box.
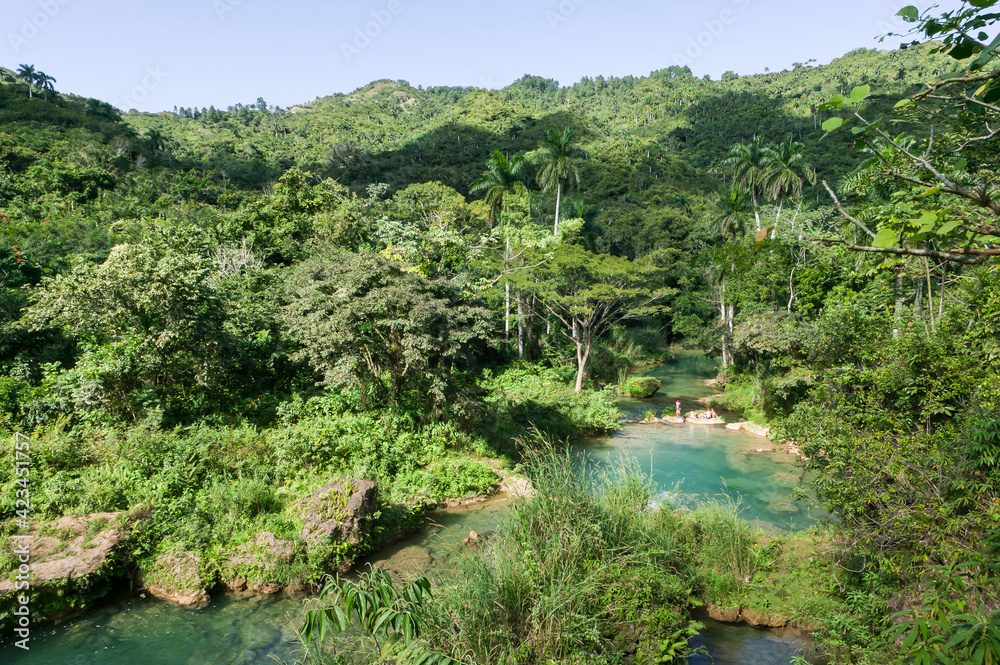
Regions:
[[480, 363, 621, 449], [620, 376, 661, 398], [422, 444, 700, 664]]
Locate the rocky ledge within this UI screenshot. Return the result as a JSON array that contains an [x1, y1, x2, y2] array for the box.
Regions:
[[0, 512, 129, 626]]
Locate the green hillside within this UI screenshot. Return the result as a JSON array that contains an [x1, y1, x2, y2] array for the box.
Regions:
[[0, 13, 998, 662]]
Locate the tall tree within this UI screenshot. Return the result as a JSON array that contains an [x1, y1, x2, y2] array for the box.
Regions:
[[721, 137, 767, 231], [15, 64, 36, 98], [469, 150, 528, 227], [712, 187, 752, 243], [762, 140, 815, 237], [282, 248, 491, 411], [34, 71, 56, 101], [513, 244, 674, 391], [535, 126, 587, 236]]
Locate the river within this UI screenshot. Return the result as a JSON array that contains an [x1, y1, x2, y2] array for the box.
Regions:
[[1, 351, 816, 664]]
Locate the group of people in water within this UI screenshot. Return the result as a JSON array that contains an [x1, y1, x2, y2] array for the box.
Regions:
[[673, 399, 717, 420]]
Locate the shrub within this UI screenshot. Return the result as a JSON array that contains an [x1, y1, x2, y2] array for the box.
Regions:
[[620, 376, 661, 398]]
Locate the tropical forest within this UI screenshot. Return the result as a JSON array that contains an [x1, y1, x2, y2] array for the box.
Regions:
[[1, 2, 999, 664]]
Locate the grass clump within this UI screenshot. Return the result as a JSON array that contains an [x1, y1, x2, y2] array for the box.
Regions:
[[422, 443, 701, 664]]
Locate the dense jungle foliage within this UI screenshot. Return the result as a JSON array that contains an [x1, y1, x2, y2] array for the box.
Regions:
[[1, 1, 1000, 662]]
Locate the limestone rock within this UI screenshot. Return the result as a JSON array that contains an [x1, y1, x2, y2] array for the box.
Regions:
[[0, 512, 125, 596], [740, 422, 771, 438], [707, 605, 741, 622], [143, 552, 209, 606], [299, 479, 378, 545]]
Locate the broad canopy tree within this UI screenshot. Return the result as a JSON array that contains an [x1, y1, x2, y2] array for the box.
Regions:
[[513, 243, 675, 391], [282, 248, 492, 413]]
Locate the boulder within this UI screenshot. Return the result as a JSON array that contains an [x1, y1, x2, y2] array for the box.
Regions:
[[299, 479, 378, 545], [707, 605, 741, 622], [1, 512, 127, 627], [619, 377, 662, 399], [222, 531, 298, 592], [740, 422, 771, 438], [142, 552, 209, 606]]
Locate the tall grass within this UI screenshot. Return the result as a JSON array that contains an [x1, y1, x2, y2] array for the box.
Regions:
[[422, 442, 699, 664]]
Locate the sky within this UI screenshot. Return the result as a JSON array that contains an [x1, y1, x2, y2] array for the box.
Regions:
[[1, 0, 967, 112]]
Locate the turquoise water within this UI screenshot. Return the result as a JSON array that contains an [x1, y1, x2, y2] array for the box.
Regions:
[[0, 352, 815, 664], [595, 351, 820, 531], [0, 499, 510, 664]]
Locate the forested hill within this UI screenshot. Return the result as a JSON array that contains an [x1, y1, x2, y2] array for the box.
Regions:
[[104, 44, 949, 255], [3, 10, 1000, 661]]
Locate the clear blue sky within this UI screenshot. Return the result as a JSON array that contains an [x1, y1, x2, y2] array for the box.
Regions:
[[2, 0, 963, 112]]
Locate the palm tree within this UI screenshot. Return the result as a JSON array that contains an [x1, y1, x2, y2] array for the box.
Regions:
[[670, 193, 693, 215], [712, 187, 751, 243], [762, 140, 815, 235], [720, 138, 767, 231], [471, 150, 530, 352], [535, 126, 587, 235], [144, 129, 167, 158], [16, 64, 36, 98], [34, 71, 56, 101], [469, 150, 528, 227]]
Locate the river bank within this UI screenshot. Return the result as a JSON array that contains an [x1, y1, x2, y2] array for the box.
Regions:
[[2, 352, 831, 663]]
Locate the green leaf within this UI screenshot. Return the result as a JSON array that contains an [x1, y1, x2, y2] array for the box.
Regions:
[[873, 229, 899, 248], [822, 117, 845, 131], [896, 6, 919, 20], [849, 84, 871, 102], [936, 220, 963, 235], [955, 158, 968, 170], [917, 187, 941, 197], [895, 99, 914, 109]]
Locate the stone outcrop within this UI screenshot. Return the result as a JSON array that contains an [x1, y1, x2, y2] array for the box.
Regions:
[[299, 479, 378, 545], [0, 513, 125, 595], [725, 421, 772, 437], [222, 531, 298, 593], [1, 512, 127, 627], [141, 552, 209, 606], [706, 604, 815, 632]]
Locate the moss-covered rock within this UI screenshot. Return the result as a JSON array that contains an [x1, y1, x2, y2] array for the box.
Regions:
[[140, 551, 210, 606], [0, 512, 128, 628], [619, 376, 661, 398]]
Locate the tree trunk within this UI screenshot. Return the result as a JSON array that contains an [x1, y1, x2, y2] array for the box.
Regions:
[[925, 258, 936, 331], [505, 281, 510, 348], [893, 265, 904, 339], [574, 334, 591, 393], [553, 181, 562, 236], [517, 289, 525, 360], [720, 295, 729, 368], [771, 196, 784, 239], [787, 263, 797, 312], [504, 238, 511, 347], [751, 191, 761, 232]]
